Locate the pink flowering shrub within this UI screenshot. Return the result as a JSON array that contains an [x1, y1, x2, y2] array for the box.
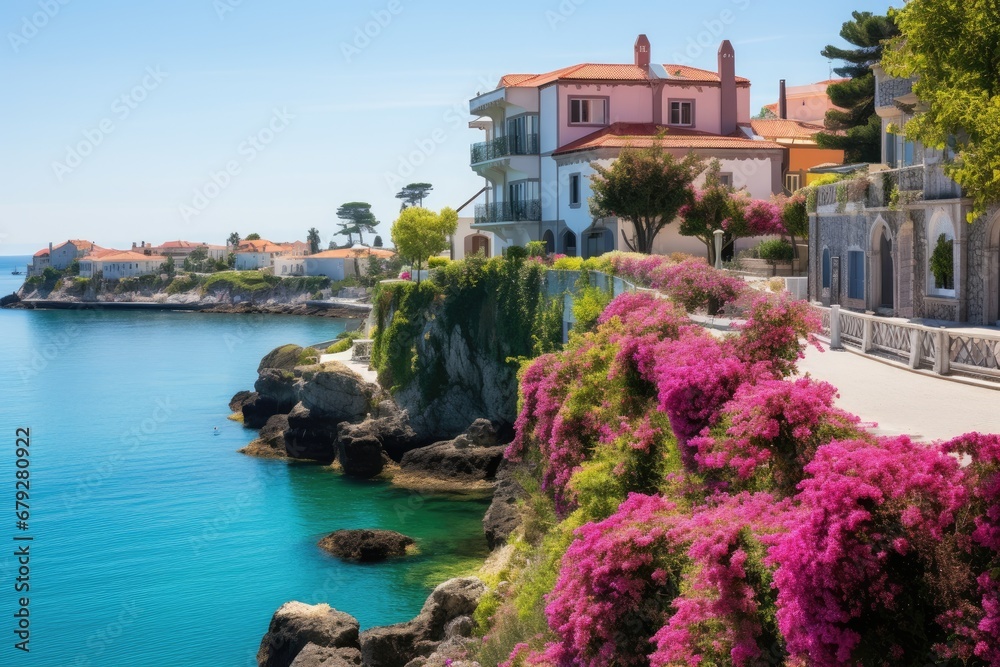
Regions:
[[399, 270, 412, 281], [543, 494, 685, 667], [732, 291, 821, 377], [637, 331, 746, 465], [606, 252, 673, 288], [944, 433, 1000, 664], [725, 196, 785, 238], [770, 436, 968, 666], [650, 493, 795, 667], [693, 378, 863, 494], [659, 258, 747, 314]]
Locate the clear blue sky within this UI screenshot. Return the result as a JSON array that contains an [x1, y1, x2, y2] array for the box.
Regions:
[[0, 0, 894, 255]]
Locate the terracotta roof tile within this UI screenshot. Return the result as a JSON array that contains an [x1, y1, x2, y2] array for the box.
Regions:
[[93, 251, 167, 263], [498, 63, 748, 89], [33, 248, 50, 257], [307, 248, 396, 260], [553, 123, 784, 156], [750, 118, 828, 140]]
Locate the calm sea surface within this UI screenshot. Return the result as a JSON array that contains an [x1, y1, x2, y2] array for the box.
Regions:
[[0, 255, 489, 667]]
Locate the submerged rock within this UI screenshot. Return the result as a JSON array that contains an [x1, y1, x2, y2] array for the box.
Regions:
[[359, 577, 486, 667], [257, 602, 360, 667], [318, 530, 415, 563]]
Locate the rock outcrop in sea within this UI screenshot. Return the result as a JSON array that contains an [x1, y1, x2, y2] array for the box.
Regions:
[[318, 530, 415, 563]]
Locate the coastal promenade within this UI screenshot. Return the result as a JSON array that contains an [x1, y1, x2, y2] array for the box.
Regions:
[[797, 341, 1000, 442]]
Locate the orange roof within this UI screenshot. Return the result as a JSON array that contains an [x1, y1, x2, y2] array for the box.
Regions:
[[238, 240, 290, 253], [750, 118, 828, 140], [499, 63, 749, 89], [306, 248, 396, 260], [92, 251, 168, 263], [33, 248, 50, 257], [553, 123, 784, 156], [80, 248, 121, 261]]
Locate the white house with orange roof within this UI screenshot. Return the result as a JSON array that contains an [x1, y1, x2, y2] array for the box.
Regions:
[[467, 35, 786, 259], [276, 246, 396, 281], [235, 240, 296, 271], [132, 240, 227, 263], [79, 251, 168, 280], [28, 240, 105, 276]]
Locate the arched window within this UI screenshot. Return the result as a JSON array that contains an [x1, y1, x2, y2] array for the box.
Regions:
[[927, 212, 956, 296], [542, 230, 555, 254], [562, 231, 577, 257], [822, 248, 832, 289]]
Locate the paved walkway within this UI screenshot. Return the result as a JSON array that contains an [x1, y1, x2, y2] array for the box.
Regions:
[[796, 342, 1000, 442], [319, 349, 379, 384]]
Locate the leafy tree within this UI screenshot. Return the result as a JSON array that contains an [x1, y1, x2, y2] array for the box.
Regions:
[[227, 232, 241, 249], [390, 206, 458, 284], [678, 161, 738, 264], [335, 202, 378, 245], [815, 11, 899, 164], [395, 183, 433, 209], [183, 246, 209, 272], [306, 227, 321, 255], [883, 0, 1000, 220], [589, 139, 704, 254], [373, 235, 383, 248], [162, 256, 176, 279], [245, 233, 261, 241]]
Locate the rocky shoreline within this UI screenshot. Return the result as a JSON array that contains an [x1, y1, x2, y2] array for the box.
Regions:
[[232, 343, 527, 667], [3, 294, 368, 319]]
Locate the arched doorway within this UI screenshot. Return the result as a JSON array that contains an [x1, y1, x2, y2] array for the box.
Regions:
[[880, 229, 894, 309], [583, 228, 615, 259], [465, 234, 490, 258], [562, 230, 577, 257], [542, 230, 555, 255], [871, 221, 895, 311], [896, 220, 914, 317]]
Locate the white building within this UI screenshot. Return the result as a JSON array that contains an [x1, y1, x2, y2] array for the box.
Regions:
[[132, 240, 228, 263], [279, 247, 397, 281], [28, 240, 104, 276], [235, 240, 295, 271], [467, 35, 785, 258], [80, 251, 167, 280]]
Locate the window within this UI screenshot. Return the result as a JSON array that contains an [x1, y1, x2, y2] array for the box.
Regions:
[[569, 173, 581, 207], [719, 172, 734, 188], [785, 173, 801, 193], [822, 249, 832, 289], [569, 98, 607, 125], [669, 100, 694, 126], [885, 129, 897, 167], [848, 250, 865, 300]]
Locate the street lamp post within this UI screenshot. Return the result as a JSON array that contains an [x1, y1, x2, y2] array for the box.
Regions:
[[713, 229, 725, 270]]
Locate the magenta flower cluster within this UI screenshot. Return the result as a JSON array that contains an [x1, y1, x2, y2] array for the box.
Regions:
[[504, 285, 1000, 667], [606, 254, 747, 314]]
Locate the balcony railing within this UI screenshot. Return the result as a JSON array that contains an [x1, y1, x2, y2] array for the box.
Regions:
[[474, 199, 542, 225], [470, 134, 540, 164]]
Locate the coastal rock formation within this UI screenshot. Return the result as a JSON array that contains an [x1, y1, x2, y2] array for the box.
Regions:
[[299, 362, 376, 423], [229, 390, 256, 413], [393, 325, 519, 442], [391, 420, 508, 493], [318, 529, 415, 563], [483, 460, 528, 550], [359, 578, 487, 667], [243, 394, 285, 429], [256, 368, 301, 413], [239, 414, 290, 459], [336, 407, 417, 478], [289, 644, 361, 667], [335, 420, 391, 478], [283, 404, 339, 464], [257, 602, 360, 667], [0, 293, 19, 308]]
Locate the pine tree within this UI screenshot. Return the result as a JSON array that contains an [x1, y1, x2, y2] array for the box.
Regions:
[[815, 11, 899, 164]]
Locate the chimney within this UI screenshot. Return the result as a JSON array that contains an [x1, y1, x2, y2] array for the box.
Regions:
[[718, 40, 737, 135], [634, 34, 651, 68], [779, 79, 787, 119], [48, 242, 53, 255]]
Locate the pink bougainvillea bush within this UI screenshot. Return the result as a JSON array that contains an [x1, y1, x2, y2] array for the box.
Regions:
[[732, 291, 822, 378], [693, 377, 863, 494], [658, 258, 748, 314], [770, 436, 969, 666], [649, 492, 795, 667], [542, 493, 685, 667]]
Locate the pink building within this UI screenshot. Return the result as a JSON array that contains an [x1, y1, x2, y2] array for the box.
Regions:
[[467, 35, 785, 258]]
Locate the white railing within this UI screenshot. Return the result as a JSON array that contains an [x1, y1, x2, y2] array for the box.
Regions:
[[812, 304, 1000, 380], [351, 339, 374, 361]]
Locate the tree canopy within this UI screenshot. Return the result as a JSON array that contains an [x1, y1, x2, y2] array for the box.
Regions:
[[390, 206, 458, 283], [678, 160, 737, 264], [396, 183, 433, 210], [335, 202, 378, 245], [245, 233, 261, 241], [883, 0, 1000, 221], [589, 140, 704, 254], [815, 11, 899, 164], [306, 227, 321, 255]]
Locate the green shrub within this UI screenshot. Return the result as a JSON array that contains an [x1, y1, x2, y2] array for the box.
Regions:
[[326, 339, 352, 354], [505, 245, 529, 262], [166, 275, 201, 295], [930, 233, 955, 290], [836, 183, 848, 213], [805, 188, 818, 213], [810, 173, 843, 187], [552, 256, 584, 271], [571, 284, 612, 334], [526, 241, 548, 258], [756, 239, 795, 262], [427, 256, 450, 269]]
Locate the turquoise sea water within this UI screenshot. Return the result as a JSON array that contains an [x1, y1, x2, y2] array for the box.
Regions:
[[0, 256, 489, 667]]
